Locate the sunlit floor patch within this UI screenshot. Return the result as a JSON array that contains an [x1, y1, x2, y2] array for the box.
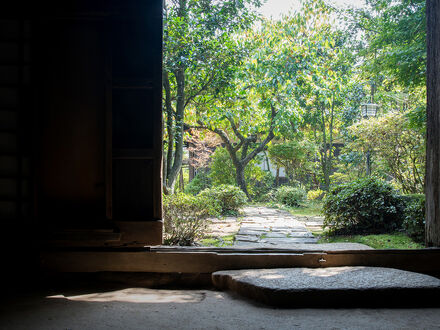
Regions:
[[47, 288, 205, 303]]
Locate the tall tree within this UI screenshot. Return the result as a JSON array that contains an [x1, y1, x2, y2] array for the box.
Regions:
[[282, 0, 354, 190], [162, 0, 260, 193], [192, 17, 304, 197], [345, 0, 426, 89]]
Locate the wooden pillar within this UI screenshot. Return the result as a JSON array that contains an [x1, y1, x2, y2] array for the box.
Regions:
[[426, 0, 440, 246], [111, 0, 163, 245]]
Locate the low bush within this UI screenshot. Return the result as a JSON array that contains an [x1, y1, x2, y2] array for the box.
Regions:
[[163, 193, 217, 246], [401, 194, 425, 243], [198, 184, 247, 216], [184, 171, 211, 196], [260, 189, 277, 203], [274, 186, 306, 207], [252, 171, 275, 202], [307, 189, 326, 201], [322, 177, 405, 235]]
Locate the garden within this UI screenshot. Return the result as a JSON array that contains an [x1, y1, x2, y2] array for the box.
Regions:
[[161, 0, 426, 249]]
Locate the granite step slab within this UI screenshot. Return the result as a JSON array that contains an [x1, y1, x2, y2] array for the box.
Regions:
[[212, 267, 440, 307], [263, 237, 318, 244]]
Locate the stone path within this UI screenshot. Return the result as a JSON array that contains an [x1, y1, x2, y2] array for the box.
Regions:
[[204, 205, 371, 250], [233, 206, 319, 247]]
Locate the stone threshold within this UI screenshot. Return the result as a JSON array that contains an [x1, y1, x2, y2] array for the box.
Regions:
[[212, 266, 440, 307]]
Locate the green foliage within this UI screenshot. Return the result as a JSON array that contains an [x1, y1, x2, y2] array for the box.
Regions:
[[268, 140, 317, 186], [322, 177, 405, 235], [348, 111, 425, 194], [346, 0, 426, 88], [271, 0, 355, 190], [198, 185, 247, 216], [401, 194, 425, 243], [184, 171, 211, 196], [209, 147, 236, 186], [252, 171, 275, 202], [163, 193, 216, 246], [274, 186, 306, 207], [329, 172, 352, 186], [307, 189, 326, 201]]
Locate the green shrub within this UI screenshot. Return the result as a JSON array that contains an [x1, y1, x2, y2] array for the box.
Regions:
[[274, 186, 306, 207], [402, 194, 425, 243], [253, 171, 275, 202], [163, 193, 217, 246], [198, 184, 247, 215], [307, 189, 326, 201], [260, 189, 277, 203], [209, 148, 236, 186], [184, 171, 211, 195], [322, 177, 405, 235]]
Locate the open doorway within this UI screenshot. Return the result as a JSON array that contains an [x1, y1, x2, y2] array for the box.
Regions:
[[161, 0, 430, 251]]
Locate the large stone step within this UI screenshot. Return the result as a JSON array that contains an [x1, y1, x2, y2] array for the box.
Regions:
[[212, 267, 440, 307]]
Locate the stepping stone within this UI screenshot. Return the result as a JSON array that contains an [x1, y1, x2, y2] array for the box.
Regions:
[[212, 267, 440, 307], [234, 235, 260, 242], [264, 237, 318, 244], [264, 232, 288, 238], [286, 232, 315, 238]]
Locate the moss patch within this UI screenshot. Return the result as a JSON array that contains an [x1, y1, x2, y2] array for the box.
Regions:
[[318, 232, 425, 249], [200, 234, 235, 247]]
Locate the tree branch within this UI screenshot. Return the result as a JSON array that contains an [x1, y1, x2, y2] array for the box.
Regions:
[[227, 116, 246, 143]]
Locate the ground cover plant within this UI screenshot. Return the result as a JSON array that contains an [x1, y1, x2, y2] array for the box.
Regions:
[[318, 232, 424, 249], [200, 234, 235, 247]]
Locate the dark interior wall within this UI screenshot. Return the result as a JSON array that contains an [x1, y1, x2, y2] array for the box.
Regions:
[[0, 18, 32, 225], [32, 0, 163, 230], [0, 0, 163, 250], [36, 20, 107, 225], [0, 6, 38, 284]]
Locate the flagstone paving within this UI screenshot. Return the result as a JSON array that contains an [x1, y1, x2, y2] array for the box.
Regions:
[[232, 206, 319, 247], [204, 205, 371, 249]]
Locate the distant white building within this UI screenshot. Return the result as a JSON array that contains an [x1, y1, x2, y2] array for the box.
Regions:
[[257, 152, 286, 178]]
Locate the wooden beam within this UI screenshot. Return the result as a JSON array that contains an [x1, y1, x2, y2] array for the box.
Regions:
[[40, 248, 440, 275]]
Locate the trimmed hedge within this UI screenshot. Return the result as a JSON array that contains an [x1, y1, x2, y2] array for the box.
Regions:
[[323, 177, 405, 235], [401, 194, 425, 243], [274, 186, 306, 207], [198, 184, 247, 216]]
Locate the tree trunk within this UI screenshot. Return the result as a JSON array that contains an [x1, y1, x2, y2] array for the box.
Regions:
[[426, 0, 440, 246], [188, 150, 195, 182], [179, 168, 185, 192], [165, 68, 185, 193], [235, 164, 249, 198]]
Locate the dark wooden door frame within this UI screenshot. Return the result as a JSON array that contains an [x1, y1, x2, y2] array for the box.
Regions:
[[426, 0, 440, 247]]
